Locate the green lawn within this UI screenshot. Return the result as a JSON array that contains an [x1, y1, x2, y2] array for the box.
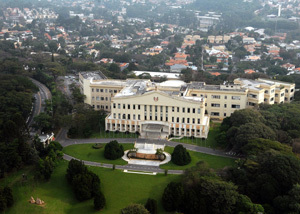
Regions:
[[2, 161, 180, 214], [160, 147, 236, 170], [172, 123, 221, 149], [63, 143, 134, 165], [63, 143, 236, 170]]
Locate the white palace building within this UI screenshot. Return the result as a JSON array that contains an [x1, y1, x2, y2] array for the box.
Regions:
[[79, 72, 295, 139]]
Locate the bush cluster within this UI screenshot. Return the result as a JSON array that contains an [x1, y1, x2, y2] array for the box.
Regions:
[[66, 159, 106, 210], [171, 145, 191, 166], [104, 140, 124, 160], [0, 187, 13, 212]]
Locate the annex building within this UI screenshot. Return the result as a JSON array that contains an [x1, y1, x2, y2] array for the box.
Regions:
[[79, 72, 295, 138]]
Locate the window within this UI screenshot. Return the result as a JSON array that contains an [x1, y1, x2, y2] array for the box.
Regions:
[[271, 89, 275, 93], [123, 104, 126, 109], [128, 104, 130, 109], [187, 108, 190, 113], [118, 113, 121, 119], [249, 94, 257, 98], [150, 105, 152, 112], [172, 107, 175, 112], [224, 96, 227, 99], [187, 118, 190, 123], [270, 97, 274, 101], [113, 103, 116, 108], [291, 89, 294, 92], [138, 115, 140, 120], [192, 94, 197, 96], [133, 105, 135, 110], [211, 112, 220, 116], [96, 96, 100, 101], [198, 119, 200, 124], [92, 88, 94, 92], [211, 103, 220, 107], [123, 114, 126, 119], [192, 118, 195, 124], [96, 89, 99, 92], [285, 89, 288, 93], [177, 117, 179, 123], [105, 89, 107, 93], [281, 93, 284, 97], [198, 108, 201, 114], [133, 114, 136, 120], [144, 105, 147, 111], [92, 105, 95, 108], [211, 95, 220, 99], [231, 96, 240, 100], [150, 116, 152, 120], [275, 93, 278, 97], [231, 104, 240, 109], [114, 90, 117, 93], [264, 90, 268, 94], [166, 107, 168, 113], [224, 104, 227, 108], [172, 117, 174, 122], [160, 106, 163, 112], [177, 107, 179, 112], [101, 97, 104, 100], [138, 105, 141, 110], [92, 96, 94, 100], [224, 113, 227, 117], [182, 118, 185, 123], [193, 108, 195, 113], [182, 108, 185, 113], [127, 114, 130, 120], [97, 105, 100, 109], [118, 104, 120, 109], [113, 113, 116, 119], [105, 97, 108, 101]]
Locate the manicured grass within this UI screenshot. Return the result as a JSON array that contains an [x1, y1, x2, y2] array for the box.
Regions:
[[63, 143, 134, 165], [90, 130, 138, 139], [172, 122, 222, 149], [63, 143, 236, 170], [2, 161, 180, 214], [160, 147, 236, 170]]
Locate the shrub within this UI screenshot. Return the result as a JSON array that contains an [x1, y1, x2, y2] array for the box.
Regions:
[[121, 204, 150, 214], [66, 159, 87, 183], [94, 191, 106, 210], [162, 182, 184, 212], [92, 143, 103, 149], [145, 198, 158, 214], [104, 140, 124, 160], [171, 145, 191, 166]]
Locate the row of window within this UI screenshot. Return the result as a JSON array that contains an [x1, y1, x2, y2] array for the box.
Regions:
[[92, 96, 110, 101], [113, 104, 201, 114], [112, 113, 201, 124], [211, 95, 241, 100], [92, 88, 119, 93], [210, 103, 240, 109], [92, 105, 109, 110]]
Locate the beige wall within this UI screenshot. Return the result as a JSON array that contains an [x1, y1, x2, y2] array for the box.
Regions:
[[105, 91, 210, 138]]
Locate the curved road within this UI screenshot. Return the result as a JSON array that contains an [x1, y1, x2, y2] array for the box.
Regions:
[[57, 128, 237, 175], [27, 78, 52, 130]]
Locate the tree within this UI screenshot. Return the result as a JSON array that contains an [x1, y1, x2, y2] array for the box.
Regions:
[[121, 204, 150, 214], [94, 191, 106, 210], [33, 112, 53, 131], [144, 198, 157, 214], [104, 140, 124, 160], [171, 145, 191, 166], [162, 182, 184, 212], [274, 184, 300, 214], [66, 159, 87, 183], [3, 187, 13, 208]]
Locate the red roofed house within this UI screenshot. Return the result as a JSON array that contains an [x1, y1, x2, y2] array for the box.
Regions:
[[209, 72, 221, 76], [281, 63, 295, 71], [244, 69, 256, 74]]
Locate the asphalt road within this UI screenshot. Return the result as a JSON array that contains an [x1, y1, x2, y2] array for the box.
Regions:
[[27, 78, 52, 130], [57, 128, 237, 175]]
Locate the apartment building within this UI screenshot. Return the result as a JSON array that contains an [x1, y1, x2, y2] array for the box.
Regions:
[[234, 78, 295, 106]]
